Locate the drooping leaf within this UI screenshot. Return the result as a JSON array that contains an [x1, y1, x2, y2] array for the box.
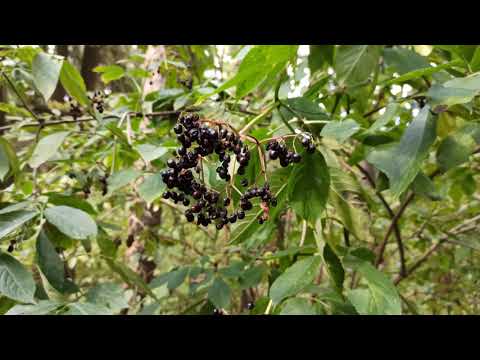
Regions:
[[28, 131, 70, 169], [364, 103, 400, 135], [308, 45, 334, 73], [44, 206, 97, 240], [59, 60, 90, 107], [0, 252, 36, 304], [366, 106, 437, 198], [36, 230, 78, 294], [32, 52, 64, 101], [383, 47, 431, 75], [323, 242, 344, 293], [208, 277, 231, 309], [427, 72, 480, 107], [384, 60, 461, 85], [269, 255, 322, 305], [288, 151, 330, 224]]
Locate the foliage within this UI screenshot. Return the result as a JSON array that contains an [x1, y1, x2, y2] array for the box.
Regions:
[[0, 44, 479, 315]]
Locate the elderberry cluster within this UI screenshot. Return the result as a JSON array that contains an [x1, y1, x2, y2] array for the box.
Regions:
[[161, 112, 252, 229], [90, 91, 105, 113], [239, 183, 276, 224], [266, 134, 315, 167]]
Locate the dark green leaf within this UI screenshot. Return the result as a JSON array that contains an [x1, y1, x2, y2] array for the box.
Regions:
[[208, 277, 231, 309], [0, 252, 36, 303], [335, 45, 381, 87], [44, 206, 97, 240], [107, 168, 141, 194], [138, 173, 166, 203], [60, 60, 90, 107]]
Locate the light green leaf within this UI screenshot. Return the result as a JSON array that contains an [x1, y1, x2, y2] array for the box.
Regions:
[[346, 260, 401, 315], [329, 191, 371, 241], [335, 45, 381, 87], [269, 256, 322, 305], [411, 172, 442, 201], [86, 283, 129, 313], [0, 102, 31, 117], [346, 288, 374, 315], [60, 60, 89, 107], [366, 106, 436, 198], [107, 168, 141, 194], [288, 151, 330, 224], [0, 252, 36, 303], [280, 298, 318, 315], [208, 277, 231, 309], [65, 302, 113, 315], [167, 267, 189, 290], [32, 52, 64, 101], [93, 65, 125, 84], [44, 206, 97, 240], [427, 72, 480, 107], [136, 144, 168, 163], [0, 141, 9, 181], [6, 300, 62, 315], [28, 131, 70, 169], [0, 210, 38, 240], [320, 119, 361, 143], [138, 173, 166, 203], [384, 60, 461, 85]]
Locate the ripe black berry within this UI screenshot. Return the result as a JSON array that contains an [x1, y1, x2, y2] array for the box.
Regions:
[[173, 124, 183, 134], [292, 153, 302, 163], [247, 302, 255, 310], [237, 210, 245, 219], [241, 179, 248, 187]]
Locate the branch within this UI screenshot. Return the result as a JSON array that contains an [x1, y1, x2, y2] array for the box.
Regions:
[[355, 162, 406, 276]]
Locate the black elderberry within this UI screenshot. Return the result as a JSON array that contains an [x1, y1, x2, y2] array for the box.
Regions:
[[237, 210, 245, 219], [258, 217, 265, 225], [307, 143, 316, 154], [223, 197, 231, 206], [173, 124, 183, 134], [216, 223, 224, 230], [292, 153, 302, 163], [301, 137, 310, 147], [270, 197, 277, 207], [241, 179, 248, 187], [7, 244, 14, 253], [229, 214, 237, 223], [183, 198, 190, 206], [247, 302, 255, 310], [185, 211, 195, 222]]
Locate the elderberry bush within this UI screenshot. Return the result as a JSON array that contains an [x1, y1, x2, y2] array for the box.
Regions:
[[160, 112, 312, 230]]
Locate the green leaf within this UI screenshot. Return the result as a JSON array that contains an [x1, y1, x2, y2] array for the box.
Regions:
[[329, 191, 371, 241], [65, 302, 113, 315], [6, 300, 62, 315], [320, 119, 361, 143], [384, 60, 461, 85], [470, 47, 480, 72], [105, 259, 157, 300], [346, 260, 401, 315], [334, 45, 381, 87], [436, 123, 480, 172], [0, 252, 36, 303], [36, 230, 78, 294], [280, 97, 329, 120], [383, 47, 431, 75], [167, 267, 189, 290], [60, 60, 90, 107], [366, 106, 437, 198], [0, 210, 38, 240], [346, 288, 375, 315], [93, 65, 125, 84], [0, 138, 18, 181], [0, 102, 32, 117], [208, 277, 231, 309], [427, 72, 480, 107], [364, 103, 400, 135], [0, 201, 34, 215], [32, 52, 64, 102], [280, 297, 318, 315], [308, 45, 334, 73], [136, 144, 168, 163], [288, 151, 330, 224], [411, 172, 442, 201], [138, 173, 166, 203], [269, 255, 322, 305], [47, 193, 97, 215], [0, 141, 9, 182], [200, 45, 298, 100], [28, 131, 70, 169], [86, 283, 129, 313], [107, 168, 141, 194], [239, 265, 267, 289], [323, 242, 344, 293], [44, 206, 97, 240]]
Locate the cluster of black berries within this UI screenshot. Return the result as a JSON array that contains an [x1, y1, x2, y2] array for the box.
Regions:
[[66, 96, 83, 119], [266, 135, 314, 167], [239, 183, 276, 224], [161, 112, 253, 229], [90, 91, 105, 113]]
